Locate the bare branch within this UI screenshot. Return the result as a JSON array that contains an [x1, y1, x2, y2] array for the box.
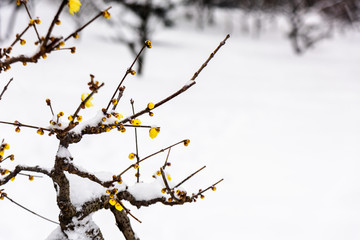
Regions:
[[0, 78, 13, 101], [174, 166, 206, 189]]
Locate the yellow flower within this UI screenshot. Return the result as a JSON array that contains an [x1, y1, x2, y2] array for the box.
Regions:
[[115, 202, 123, 211], [114, 113, 123, 120], [103, 10, 111, 19], [37, 129, 44, 135], [130, 119, 141, 126], [149, 128, 160, 139], [68, 0, 82, 15], [133, 164, 139, 169], [128, 153, 135, 160], [29, 176, 34, 181], [109, 198, 116, 206], [184, 139, 190, 146], [10, 177, 15, 181], [81, 93, 93, 107], [4, 143, 10, 150], [167, 174, 171, 181], [147, 102, 155, 110], [145, 40, 152, 48]]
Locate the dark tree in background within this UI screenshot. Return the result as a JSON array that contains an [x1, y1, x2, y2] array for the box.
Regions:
[[104, 0, 174, 74], [2, 0, 358, 69]]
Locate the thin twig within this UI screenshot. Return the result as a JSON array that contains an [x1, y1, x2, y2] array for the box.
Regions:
[[118, 201, 142, 223], [22, 2, 41, 42], [162, 148, 171, 170], [174, 166, 206, 189], [4, 195, 59, 224], [117, 140, 185, 178], [105, 44, 147, 112], [130, 99, 140, 183], [63, 7, 112, 43], [0, 120, 51, 132], [10, 25, 30, 47], [42, 0, 67, 48], [191, 178, 224, 199], [0, 78, 13, 101]]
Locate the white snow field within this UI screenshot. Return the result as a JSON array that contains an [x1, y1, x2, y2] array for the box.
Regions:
[[1, 2, 360, 240]]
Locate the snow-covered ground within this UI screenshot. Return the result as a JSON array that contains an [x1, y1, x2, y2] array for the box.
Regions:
[[1, 2, 360, 240]]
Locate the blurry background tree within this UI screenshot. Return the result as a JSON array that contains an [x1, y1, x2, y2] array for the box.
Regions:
[[0, 0, 359, 68]]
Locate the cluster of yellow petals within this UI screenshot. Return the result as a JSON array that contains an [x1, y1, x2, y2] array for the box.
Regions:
[[149, 128, 160, 139], [103, 10, 111, 19], [108, 198, 123, 212], [68, 0, 82, 15], [130, 119, 141, 126], [81, 93, 93, 107]]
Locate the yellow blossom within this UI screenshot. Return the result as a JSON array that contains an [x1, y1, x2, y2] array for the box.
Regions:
[[184, 139, 190, 146], [149, 128, 160, 139], [115, 113, 123, 120], [103, 10, 111, 19], [147, 102, 155, 110], [37, 128, 44, 135], [29, 176, 34, 181], [130, 119, 141, 126], [167, 174, 171, 181], [81, 93, 93, 107], [115, 202, 123, 211], [109, 198, 116, 206], [128, 153, 135, 160], [145, 40, 152, 48], [68, 0, 82, 15]]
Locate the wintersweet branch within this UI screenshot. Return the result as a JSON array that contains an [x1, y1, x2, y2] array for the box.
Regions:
[[118, 34, 230, 125], [22, 2, 41, 42], [0, 120, 51, 132], [105, 42, 148, 112], [0, 165, 51, 185], [191, 178, 224, 200], [63, 7, 113, 43]]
